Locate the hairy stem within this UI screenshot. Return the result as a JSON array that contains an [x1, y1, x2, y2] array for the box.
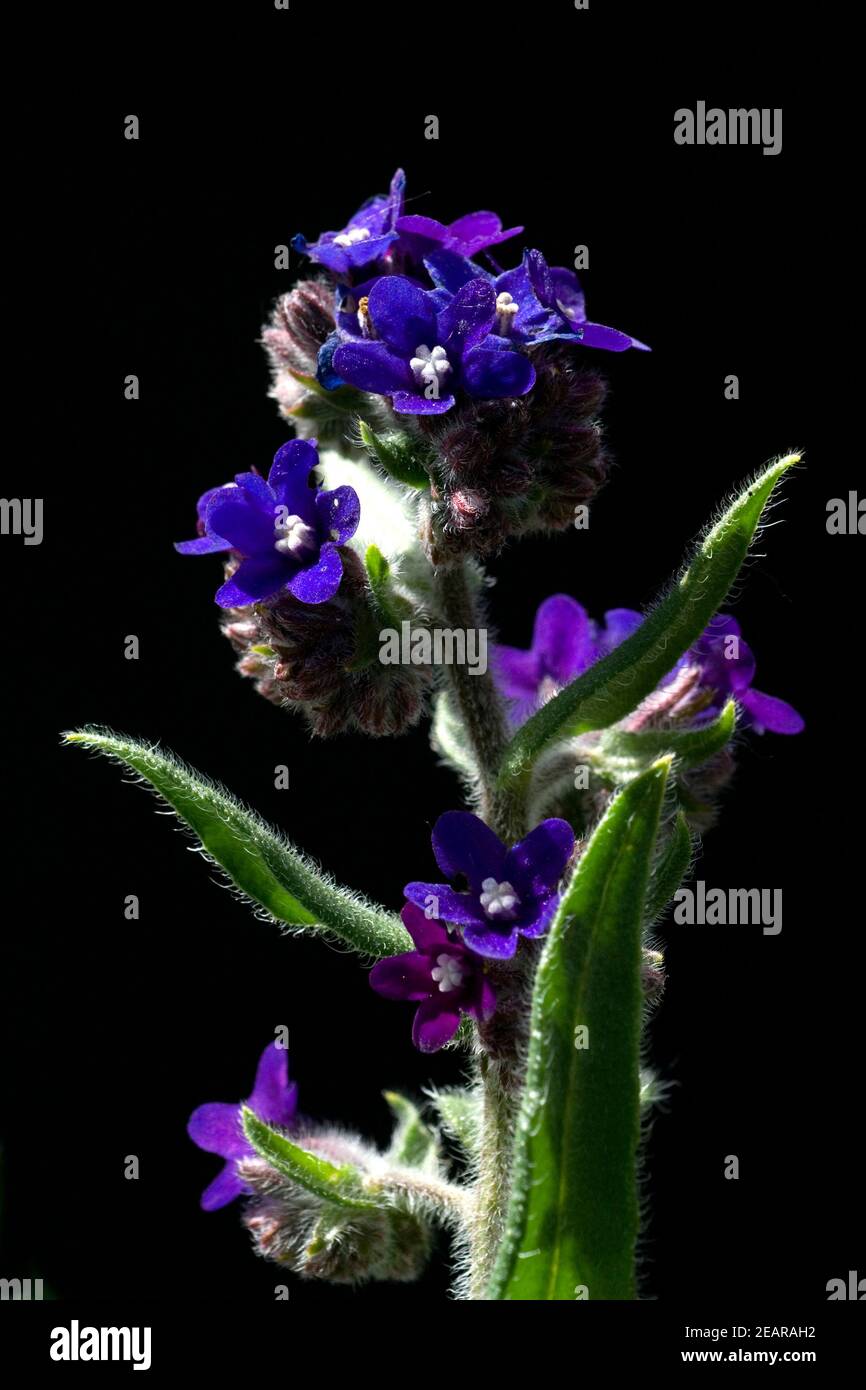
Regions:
[[432, 561, 522, 841]]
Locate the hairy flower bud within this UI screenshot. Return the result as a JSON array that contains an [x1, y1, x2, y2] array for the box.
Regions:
[[416, 346, 609, 556], [262, 279, 340, 426], [221, 547, 432, 736], [238, 1136, 434, 1285]]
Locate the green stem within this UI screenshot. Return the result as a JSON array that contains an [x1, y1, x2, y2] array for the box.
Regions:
[[433, 558, 537, 1296]]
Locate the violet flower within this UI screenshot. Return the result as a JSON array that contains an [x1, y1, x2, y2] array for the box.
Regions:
[[426, 246, 649, 353], [187, 1041, 298, 1211], [331, 275, 535, 415], [369, 903, 496, 1052], [292, 169, 406, 276], [404, 811, 575, 959], [175, 439, 360, 607], [494, 595, 803, 734], [683, 613, 804, 734]]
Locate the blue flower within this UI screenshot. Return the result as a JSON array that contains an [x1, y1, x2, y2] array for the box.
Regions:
[[330, 276, 535, 415], [175, 439, 360, 607]]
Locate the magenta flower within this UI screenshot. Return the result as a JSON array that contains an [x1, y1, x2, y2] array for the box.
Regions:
[[187, 1041, 298, 1211], [404, 811, 575, 960], [394, 209, 523, 262], [369, 903, 496, 1052], [175, 439, 360, 607]]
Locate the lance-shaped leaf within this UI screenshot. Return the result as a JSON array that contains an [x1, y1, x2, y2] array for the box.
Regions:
[[63, 728, 410, 958], [596, 699, 737, 782], [429, 1087, 482, 1164], [242, 1109, 383, 1210], [498, 455, 799, 799], [488, 758, 671, 1301], [358, 420, 431, 489]]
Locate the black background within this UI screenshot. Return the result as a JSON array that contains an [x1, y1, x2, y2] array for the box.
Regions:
[[2, 15, 862, 1316]]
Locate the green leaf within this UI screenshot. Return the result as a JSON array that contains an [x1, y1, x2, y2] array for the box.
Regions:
[[645, 811, 693, 924], [430, 690, 481, 789], [489, 758, 672, 1301], [597, 698, 737, 779], [498, 455, 799, 802], [383, 1093, 438, 1169], [358, 420, 431, 489], [63, 728, 410, 958], [242, 1109, 382, 1210]]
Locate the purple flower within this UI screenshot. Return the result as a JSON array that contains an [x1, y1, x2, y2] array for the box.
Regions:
[[187, 1041, 298, 1211], [404, 811, 575, 960], [394, 209, 523, 262], [369, 903, 496, 1052], [494, 594, 803, 735], [331, 276, 535, 415], [493, 595, 638, 724], [427, 247, 649, 353], [683, 613, 804, 734], [292, 169, 406, 276], [175, 439, 360, 608]]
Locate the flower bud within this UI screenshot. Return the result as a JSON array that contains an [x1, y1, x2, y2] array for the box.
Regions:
[[416, 346, 609, 556], [221, 547, 433, 737]]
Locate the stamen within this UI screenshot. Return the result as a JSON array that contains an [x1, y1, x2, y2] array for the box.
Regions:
[[495, 291, 519, 335], [479, 877, 521, 920], [274, 514, 317, 558], [430, 953, 464, 993], [333, 226, 372, 249]]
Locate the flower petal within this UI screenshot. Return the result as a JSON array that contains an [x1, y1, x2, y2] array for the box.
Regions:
[[461, 922, 519, 960], [401, 901, 449, 952], [315, 485, 360, 545], [247, 1042, 297, 1127], [268, 439, 320, 521], [286, 543, 343, 604], [461, 346, 536, 399], [200, 1160, 248, 1212], [175, 535, 232, 555], [206, 489, 276, 556], [403, 881, 489, 928], [505, 818, 575, 902], [424, 249, 489, 295], [437, 278, 496, 353], [391, 390, 456, 415], [367, 276, 437, 356], [740, 688, 805, 734], [215, 556, 288, 608], [533, 595, 594, 685], [431, 810, 507, 891], [369, 951, 435, 1002], [187, 1102, 247, 1159], [332, 340, 412, 395], [412, 998, 462, 1053]]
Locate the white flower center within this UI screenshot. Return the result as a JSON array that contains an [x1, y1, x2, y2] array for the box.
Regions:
[[333, 226, 372, 248], [409, 344, 452, 391], [430, 953, 464, 993], [274, 514, 317, 558], [495, 291, 519, 334], [480, 878, 521, 920]]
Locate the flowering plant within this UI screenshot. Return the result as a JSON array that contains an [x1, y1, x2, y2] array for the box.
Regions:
[[65, 170, 801, 1299]]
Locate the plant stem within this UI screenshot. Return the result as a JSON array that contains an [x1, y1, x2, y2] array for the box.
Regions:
[[433, 557, 537, 1296], [432, 561, 522, 841]]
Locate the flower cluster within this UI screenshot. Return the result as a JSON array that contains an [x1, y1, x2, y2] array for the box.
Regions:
[[371, 811, 575, 1051], [288, 168, 646, 420], [494, 594, 804, 734]]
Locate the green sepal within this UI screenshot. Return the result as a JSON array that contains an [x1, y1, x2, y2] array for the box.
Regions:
[[242, 1109, 383, 1210], [429, 1088, 482, 1163], [63, 729, 410, 959], [358, 419, 431, 489], [383, 1093, 438, 1169], [597, 698, 737, 780], [497, 456, 799, 804], [488, 758, 672, 1301]]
